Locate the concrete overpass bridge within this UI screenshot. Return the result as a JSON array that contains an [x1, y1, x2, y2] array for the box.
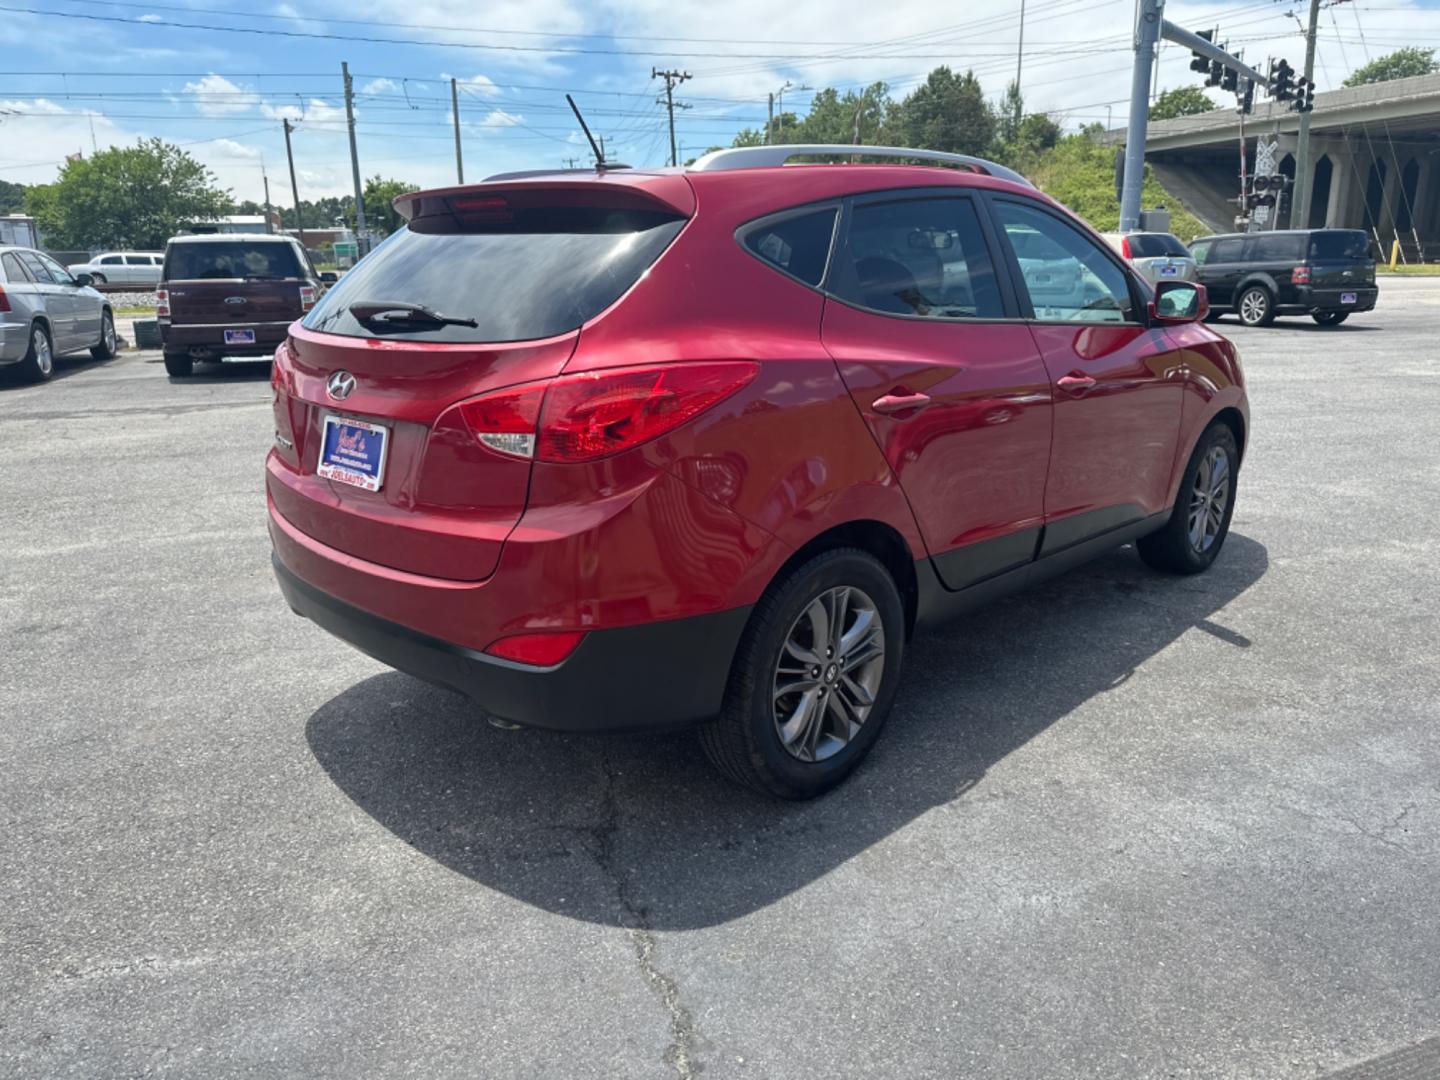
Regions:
[[1123, 72, 1440, 257]]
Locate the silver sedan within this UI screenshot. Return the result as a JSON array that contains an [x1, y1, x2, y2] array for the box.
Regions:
[[0, 245, 117, 382], [1100, 232, 1199, 287]]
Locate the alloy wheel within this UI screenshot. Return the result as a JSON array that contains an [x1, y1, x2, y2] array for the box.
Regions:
[[103, 316, 116, 354], [33, 328, 52, 376], [1187, 445, 1231, 553], [772, 585, 886, 763], [1239, 289, 1268, 325]]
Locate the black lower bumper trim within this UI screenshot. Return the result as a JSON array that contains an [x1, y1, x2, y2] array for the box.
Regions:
[[273, 554, 751, 732]]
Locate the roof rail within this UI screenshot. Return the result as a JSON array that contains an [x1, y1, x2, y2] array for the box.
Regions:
[[688, 145, 1034, 188], [482, 165, 632, 182]]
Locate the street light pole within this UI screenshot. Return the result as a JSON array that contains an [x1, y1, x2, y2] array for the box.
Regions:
[[1293, 0, 1323, 228], [1120, 0, 1163, 231]]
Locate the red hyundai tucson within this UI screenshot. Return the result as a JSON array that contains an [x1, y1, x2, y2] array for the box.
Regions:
[[268, 145, 1247, 799]]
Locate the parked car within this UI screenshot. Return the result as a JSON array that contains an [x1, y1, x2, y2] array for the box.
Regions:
[[267, 145, 1248, 798], [1189, 228, 1377, 327], [159, 234, 335, 377], [67, 251, 164, 287], [0, 245, 117, 381], [1100, 231, 1198, 286]]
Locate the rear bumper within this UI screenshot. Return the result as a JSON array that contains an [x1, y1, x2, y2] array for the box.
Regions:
[[161, 319, 293, 355], [0, 321, 28, 363], [273, 552, 749, 732], [1281, 285, 1378, 314]]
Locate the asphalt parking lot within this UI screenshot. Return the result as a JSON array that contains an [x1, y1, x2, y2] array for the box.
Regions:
[[3, 280, 1438, 1080]]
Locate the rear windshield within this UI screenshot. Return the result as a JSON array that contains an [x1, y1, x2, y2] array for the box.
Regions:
[[165, 241, 303, 280], [302, 208, 686, 344], [1128, 233, 1189, 258], [1309, 231, 1371, 261]]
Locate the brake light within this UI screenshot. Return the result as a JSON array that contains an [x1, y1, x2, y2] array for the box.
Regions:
[[155, 288, 170, 318], [1292, 265, 1311, 284], [0, 285, 9, 313], [459, 362, 758, 463], [449, 195, 513, 224], [299, 285, 316, 311], [485, 630, 586, 666], [1120, 236, 1132, 259]]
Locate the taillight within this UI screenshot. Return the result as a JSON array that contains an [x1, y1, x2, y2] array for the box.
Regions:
[[155, 288, 170, 318], [1120, 236, 1132, 259], [0, 285, 10, 313], [1292, 265, 1311, 284], [299, 285, 316, 311], [485, 630, 586, 666], [458, 362, 758, 463]]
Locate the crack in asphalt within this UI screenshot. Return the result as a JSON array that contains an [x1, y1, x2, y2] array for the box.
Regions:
[[587, 755, 699, 1080]]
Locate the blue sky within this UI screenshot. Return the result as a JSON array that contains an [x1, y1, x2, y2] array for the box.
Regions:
[[3, 0, 1439, 204]]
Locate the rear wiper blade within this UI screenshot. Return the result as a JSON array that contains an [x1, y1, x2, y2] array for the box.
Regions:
[[348, 300, 478, 329]]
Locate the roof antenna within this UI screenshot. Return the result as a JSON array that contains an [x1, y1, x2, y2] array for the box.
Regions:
[[567, 94, 606, 168]]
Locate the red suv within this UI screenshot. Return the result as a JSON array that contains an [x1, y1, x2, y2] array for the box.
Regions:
[[269, 145, 1247, 799]]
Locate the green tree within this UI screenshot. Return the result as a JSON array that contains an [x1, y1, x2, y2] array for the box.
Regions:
[[363, 176, 419, 235], [0, 179, 27, 214], [891, 67, 995, 155], [23, 138, 230, 249], [790, 83, 895, 145], [1150, 85, 1216, 120], [1343, 47, 1437, 87]]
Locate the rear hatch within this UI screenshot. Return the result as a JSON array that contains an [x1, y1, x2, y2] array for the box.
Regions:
[[269, 176, 694, 582], [1127, 232, 1194, 280], [1306, 230, 1376, 287], [163, 239, 309, 322]]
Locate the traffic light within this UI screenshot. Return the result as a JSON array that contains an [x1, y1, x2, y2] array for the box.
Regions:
[[1221, 61, 1239, 93], [1293, 78, 1315, 113], [1190, 28, 1215, 74], [1207, 57, 1224, 87], [1269, 58, 1295, 101], [1240, 77, 1255, 114]]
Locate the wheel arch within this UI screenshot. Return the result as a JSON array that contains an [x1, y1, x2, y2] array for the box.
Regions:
[[1236, 273, 1278, 298], [1212, 405, 1247, 463], [763, 519, 920, 639]]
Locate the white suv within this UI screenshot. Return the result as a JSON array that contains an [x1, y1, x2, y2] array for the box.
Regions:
[[66, 252, 164, 287]]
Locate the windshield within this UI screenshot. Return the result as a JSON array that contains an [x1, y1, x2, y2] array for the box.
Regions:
[[1309, 231, 1371, 261], [303, 208, 686, 344], [165, 241, 303, 280], [1128, 233, 1190, 258]]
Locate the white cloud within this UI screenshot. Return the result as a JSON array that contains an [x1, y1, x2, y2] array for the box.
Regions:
[[480, 109, 522, 128], [210, 138, 261, 160], [183, 73, 260, 117], [442, 73, 502, 98], [261, 98, 346, 125], [1, 97, 70, 115], [361, 77, 400, 95], [137, 13, 163, 22]]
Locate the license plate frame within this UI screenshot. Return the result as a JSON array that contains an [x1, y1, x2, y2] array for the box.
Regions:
[[1159, 264, 1179, 277], [317, 414, 389, 493], [223, 328, 257, 345], [1340, 291, 1357, 304]]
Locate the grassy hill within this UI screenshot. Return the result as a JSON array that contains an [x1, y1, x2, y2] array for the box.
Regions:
[[1025, 132, 1208, 241]]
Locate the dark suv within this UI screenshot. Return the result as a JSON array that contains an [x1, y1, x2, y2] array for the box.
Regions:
[[159, 234, 334, 376], [1189, 228, 1377, 327]]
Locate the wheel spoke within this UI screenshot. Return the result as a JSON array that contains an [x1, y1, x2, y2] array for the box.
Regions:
[[778, 688, 823, 759], [773, 677, 819, 703], [802, 597, 830, 661], [838, 606, 876, 658], [829, 587, 850, 658], [840, 673, 875, 710], [782, 637, 820, 667]]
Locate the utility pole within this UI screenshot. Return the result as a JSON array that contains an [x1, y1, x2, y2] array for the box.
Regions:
[[767, 93, 774, 145], [652, 67, 691, 167], [1015, 0, 1026, 112], [282, 118, 307, 251], [1293, 0, 1322, 228], [262, 169, 274, 234], [1120, 0, 1163, 232], [451, 77, 464, 184], [341, 62, 367, 250]]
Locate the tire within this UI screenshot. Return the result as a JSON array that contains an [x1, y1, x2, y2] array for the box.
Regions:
[[19, 322, 54, 382], [90, 272, 107, 286], [1312, 311, 1349, 326], [163, 350, 193, 377], [698, 548, 906, 799], [1137, 421, 1240, 575], [1236, 284, 1276, 327], [91, 310, 117, 360]]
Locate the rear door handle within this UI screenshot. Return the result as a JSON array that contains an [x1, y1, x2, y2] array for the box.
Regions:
[[871, 391, 932, 415], [1056, 374, 1096, 395]]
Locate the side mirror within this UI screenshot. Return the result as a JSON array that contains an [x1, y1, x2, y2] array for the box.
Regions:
[[1149, 280, 1208, 324], [319, 271, 339, 284], [72, 272, 93, 287]]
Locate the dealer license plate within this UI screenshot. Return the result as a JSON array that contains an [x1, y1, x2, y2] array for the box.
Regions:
[[317, 415, 389, 493], [224, 329, 256, 345], [1341, 292, 1357, 304]]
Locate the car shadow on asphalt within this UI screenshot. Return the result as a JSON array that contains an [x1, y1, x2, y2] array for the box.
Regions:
[[305, 533, 1268, 930], [0, 353, 119, 391]]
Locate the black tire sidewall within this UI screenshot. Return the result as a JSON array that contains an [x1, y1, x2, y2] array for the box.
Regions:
[[736, 552, 905, 798], [1174, 424, 1240, 572], [93, 312, 116, 358], [24, 322, 53, 382]]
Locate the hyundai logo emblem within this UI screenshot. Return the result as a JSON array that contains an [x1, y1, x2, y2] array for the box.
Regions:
[[326, 370, 357, 401]]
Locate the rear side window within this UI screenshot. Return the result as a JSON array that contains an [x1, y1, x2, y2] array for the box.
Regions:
[[124, 255, 150, 265], [165, 241, 303, 281], [1190, 240, 1212, 265], [742, 208, 836, 286], [1310, 231, 1370, 260], [1210, 238, 1246, 263], [17, 251, 59, 283], [2, 252, 32, 283], [303, 208, 686, 344], [832, 196, 1004, 319], [1253, 234, 1305, 261], [1128, 233, 1190, 258]]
